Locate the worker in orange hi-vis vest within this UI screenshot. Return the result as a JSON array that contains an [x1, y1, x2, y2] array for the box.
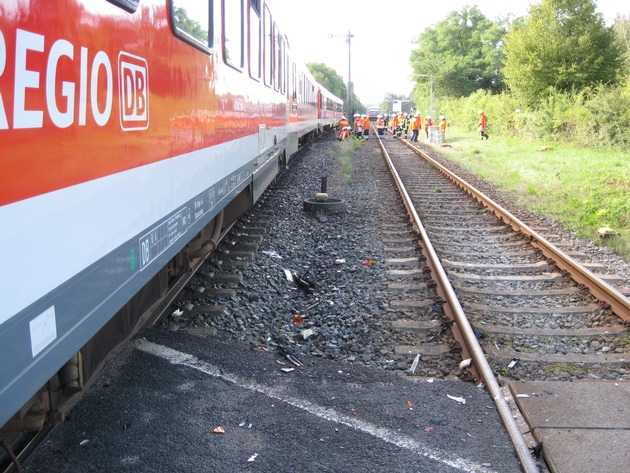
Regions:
[[424, 115, 433, 139], [438, 115, 447, 131], [362, 114, 371, 140], [389, 114, 399, 134], [478, 110, 489, 140], [410, 113, 422, 142], [338, 116, 349, 140], [353, 113, 363, 138], [376, 115, 385, 137]]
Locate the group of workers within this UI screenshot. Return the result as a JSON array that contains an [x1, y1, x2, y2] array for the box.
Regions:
[[337, 110, 488, 141], [336, 114, 372, 141], [383, 112, 446, 141]]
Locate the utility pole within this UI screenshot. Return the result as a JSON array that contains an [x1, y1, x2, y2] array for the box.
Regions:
[[328, 31, 354, 117]]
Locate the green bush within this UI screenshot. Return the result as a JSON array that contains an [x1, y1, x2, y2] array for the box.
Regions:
[[585, 84, 630, 147], [427, 80, 630, 149]]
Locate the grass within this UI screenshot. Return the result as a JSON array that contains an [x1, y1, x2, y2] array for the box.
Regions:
[[547, 362, 581, 375], [334, 138, 363, 183], [432, 128, 630, 260]]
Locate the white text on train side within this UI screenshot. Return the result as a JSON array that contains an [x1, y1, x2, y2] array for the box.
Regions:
[[0, 28, 149, 131]]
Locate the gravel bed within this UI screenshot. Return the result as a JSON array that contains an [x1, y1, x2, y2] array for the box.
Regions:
[[165, 133, 630, 381], [167, 134, 453, 375]]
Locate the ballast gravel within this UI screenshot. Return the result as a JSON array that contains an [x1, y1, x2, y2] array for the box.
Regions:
[[166, 133, 630, 381]]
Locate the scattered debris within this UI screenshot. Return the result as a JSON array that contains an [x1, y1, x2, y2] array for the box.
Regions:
[[293, 315, 304, 324], [335, 258, 346, 264], [516, 394, 530, 398], [280, 367, 295, 373], [507, 358, 520, 369], [262, 250, 282, 259], [79, 439, 89, 446], [530, 442, 543, 458], [537, 146, 553, 152], [407, 400, 413, 408], [409, 353, 421, 373], [361, 259, 376, 266], [247, 453, 258, 462], [427, 321, 455, 342], [598, 226, 618, 239], [459, 358, 472, 370], [213, 426, 225, 434], [284, 269, 316, 292], [171, 308, 183, 317], [424, 427, 435, 432], [276, 345, 304, 367], [447, 394, 466, 405], [301, 328, 316, 340]]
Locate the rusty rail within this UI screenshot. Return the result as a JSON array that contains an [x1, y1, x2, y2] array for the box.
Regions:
[[401, 139, 630, 322], [377, 134, 540, 473]]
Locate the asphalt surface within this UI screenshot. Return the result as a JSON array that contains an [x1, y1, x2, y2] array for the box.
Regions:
[[23, 328, 522, 472]]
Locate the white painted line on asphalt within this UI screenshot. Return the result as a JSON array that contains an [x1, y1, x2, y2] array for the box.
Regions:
[[136, 339, 498, 473]]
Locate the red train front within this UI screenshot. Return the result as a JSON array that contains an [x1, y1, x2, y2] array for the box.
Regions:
[[0, 0, 342, 430]]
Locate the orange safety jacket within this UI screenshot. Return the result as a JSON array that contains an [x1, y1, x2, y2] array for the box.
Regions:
[[363, 116, 370, 129], [425, 118, 433, 130], [411, 116, 422, 130], [478, 113, 487, 131], [339, 118, 349, 128], [376, 118, 384, 128], [439, 119, 447, 131]]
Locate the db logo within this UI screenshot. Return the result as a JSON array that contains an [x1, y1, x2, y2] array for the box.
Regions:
[[118, 52, 149, 131]]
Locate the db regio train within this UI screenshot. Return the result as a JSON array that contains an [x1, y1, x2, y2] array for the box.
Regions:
[[0, 0, 343, 431]]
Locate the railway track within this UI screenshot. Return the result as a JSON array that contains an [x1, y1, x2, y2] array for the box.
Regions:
[[377, 134, 630, 380], [376, 131, 630, 473], [159, 130, 629, 471]]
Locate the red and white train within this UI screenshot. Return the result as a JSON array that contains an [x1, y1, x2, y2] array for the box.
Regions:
[[0, 0, 343, 430]]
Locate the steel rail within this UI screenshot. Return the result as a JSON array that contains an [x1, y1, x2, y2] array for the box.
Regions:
[[376, 134, 540, 473], [401, 139, 630, 321]]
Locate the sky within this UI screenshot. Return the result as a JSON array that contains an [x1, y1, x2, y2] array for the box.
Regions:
[[266, 0, 628, 106]]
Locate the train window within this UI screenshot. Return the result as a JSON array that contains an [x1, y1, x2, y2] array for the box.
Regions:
[[107, 0, 139, 13], [274, 27, 282, 92], [223, 0, 243, 69], [298, 72, 303, 103], [291, 62, 297, 101], [171, 0, 212, 53], [248, 0, 261, 80], [263, 6, 273, 87]]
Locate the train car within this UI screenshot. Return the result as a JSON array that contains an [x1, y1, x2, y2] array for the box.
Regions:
[[318, 86, 344, 132], [0, 0, 341, 430], [368, 106, 380, 121]]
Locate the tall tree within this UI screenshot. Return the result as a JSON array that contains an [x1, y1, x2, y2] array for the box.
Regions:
[[307, 63, 347, 102], [613, 14, 630, 76], [502, 0, 623, 105], [409, 6, 506, 98]]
